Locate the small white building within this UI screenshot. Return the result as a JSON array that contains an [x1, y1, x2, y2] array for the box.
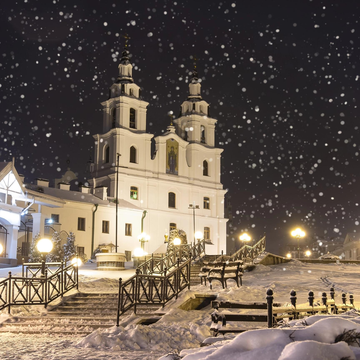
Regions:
[[0, 46, 228, 264]]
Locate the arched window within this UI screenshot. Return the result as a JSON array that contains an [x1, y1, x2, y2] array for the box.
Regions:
[[201, 125, 205, 144], [204, 227, 210, 241], [130, 146, 137, 163], [104, 145, 110, 164], [130, 108, 136, 129], [203, 197, 210, 209], [192, 103, 196, 111], [138, 89, 141, 98], [112, 108, 116, 129], [168, 192, 176, 208], [129, 88, 133, 96], [184, 129, 188, 141], [121, 84, 125, 94], [203, 160, 208, 176], [130, 186, 138, 200]]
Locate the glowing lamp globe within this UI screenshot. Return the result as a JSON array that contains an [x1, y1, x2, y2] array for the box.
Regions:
[[36, 238, 53, 254], [173, 237, 181, 246], [305, 250, 311, 257], [194, 231, 203, 240], [71, 257, 82, 267], [239, 233, 251, 242], [0, 244, 3, 256], [291, 228, 305, 238], [134, 247, 145, 257], [286, 253, 291, 259]]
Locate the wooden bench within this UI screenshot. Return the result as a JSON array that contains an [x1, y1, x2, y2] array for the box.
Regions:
[[209, 289, 356, 336], [207, 262, 243, 290]]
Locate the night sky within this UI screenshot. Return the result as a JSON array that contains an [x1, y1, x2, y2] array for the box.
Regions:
[[1, 0, 360, 254]]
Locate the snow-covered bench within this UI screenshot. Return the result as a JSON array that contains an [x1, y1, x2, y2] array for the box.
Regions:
[[206, 262, 243, 290]]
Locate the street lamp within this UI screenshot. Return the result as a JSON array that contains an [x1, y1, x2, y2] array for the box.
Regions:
[[188, 202, 200, 244], [305, 250, 311, 258], [138, 232, 150, 251], [195, 231, 203, 242], [286, 253, 292, 259], [173, 237, 181, 246], [239, 233, 251, 244], [36, 238, 53, 276], [0, 244, 3, 256], [291, 228, 306, 259]]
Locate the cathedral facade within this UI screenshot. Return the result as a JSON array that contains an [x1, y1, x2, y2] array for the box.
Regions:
[[0, 47, 227, 263]]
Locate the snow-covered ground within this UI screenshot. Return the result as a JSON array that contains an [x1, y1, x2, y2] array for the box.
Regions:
[[1, 261, 360, 359]]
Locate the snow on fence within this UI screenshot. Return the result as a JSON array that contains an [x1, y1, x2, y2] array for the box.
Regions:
[[0, 262, 78, 313]]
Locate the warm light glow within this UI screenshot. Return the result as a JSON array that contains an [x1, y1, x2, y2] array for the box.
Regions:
[[305, 250, 311, 257], [173, 237, 181, 246], [0, 244, 3, 255], [239, 233, 251, 242], [134, 247, 147, 257], [291, 228, 306, 238], [71, 257, 82, 267], [138, 232, 150, 242], [286, 253, 292, 259], [194, 231, 203, 240], [36, 238, 53, 254]]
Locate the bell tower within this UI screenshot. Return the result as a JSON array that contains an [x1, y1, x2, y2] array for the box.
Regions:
[[173, 64, 217, 147]]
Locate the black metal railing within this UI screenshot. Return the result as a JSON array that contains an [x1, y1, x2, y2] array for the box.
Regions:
[[137, 239, 206, 276], [0, 262, 78, 313], [117, 258, 191, 325], [216, 235, 266, 262]]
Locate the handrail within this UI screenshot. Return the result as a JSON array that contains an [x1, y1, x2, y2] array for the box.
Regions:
[[137, 239, 206, 276], [117, 258, 191, 325], [0, 263, 78, 313], [222, 235, 266, 262]]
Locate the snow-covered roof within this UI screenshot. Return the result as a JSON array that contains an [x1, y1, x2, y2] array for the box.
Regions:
[[25, 184, 142, 211]]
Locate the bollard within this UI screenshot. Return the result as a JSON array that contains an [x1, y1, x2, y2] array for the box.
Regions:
[[330, 287, 335, 300], [322, 292, 327, 306], [290, 290, 297, 319], [266, 289, 274, 328], [342, 293, 347, 305], [308, 290, 314, 307], [350, 294, 354, 307]]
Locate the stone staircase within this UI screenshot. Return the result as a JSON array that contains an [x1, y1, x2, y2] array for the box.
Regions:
[[190, 255, 219, 286], [0, 292, 164, 336]]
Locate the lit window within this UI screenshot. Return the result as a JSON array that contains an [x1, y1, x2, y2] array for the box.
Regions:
[[78, 217, 86, 231], [130, 186, 138, 200], [102, 220, 109, 234], [203, 197, 210, 210], [168, 192, 176, 208], [204, 227, 210, 241], [125, 223, 132, 236]]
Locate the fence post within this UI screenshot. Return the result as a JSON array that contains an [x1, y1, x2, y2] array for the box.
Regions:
[[290, 290, 297, 319], [308, 290, 314, 315], [151, 253, 154, 273], [44, 270, 48, 308], [350, 294, 354, 307], [322, 292, 327, 312], [266, 289, 273, 328], [134, 269, 140, 314], [329, 287, 336, 313], [116, 278, 122, 327], [60, 261, 64, 296], [22, 259, 24, 278], [76, 261, 79, 290], [176, 258, 180, 299], [162, 267, 167, 307], [342, 293, 347, 305], [8, 272, 11, 315]]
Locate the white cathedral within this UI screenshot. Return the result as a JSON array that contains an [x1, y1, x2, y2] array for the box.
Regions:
[[0, 47, 228, 265]]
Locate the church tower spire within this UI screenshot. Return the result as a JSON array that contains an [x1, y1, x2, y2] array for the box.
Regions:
[[116, 35, 134, 84], [188, 57, 201, 100]]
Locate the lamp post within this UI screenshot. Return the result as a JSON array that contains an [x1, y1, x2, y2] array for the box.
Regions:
[[173, 237, 181, 246], [188, 202, 199, 244], [195, 231, 203, 242], [115, 152, 121, 253], [305, 250, 311, 258], [291, 228, 306, 259], [138, 232, 150, 251], [36, 238, 53, 276]]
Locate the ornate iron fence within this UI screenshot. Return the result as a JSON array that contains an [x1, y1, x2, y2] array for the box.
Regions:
[[219, 235, 266, 262], [0, 263, 78, 314], [137, 239, 206, 276], [117, 258, 191, 325]]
